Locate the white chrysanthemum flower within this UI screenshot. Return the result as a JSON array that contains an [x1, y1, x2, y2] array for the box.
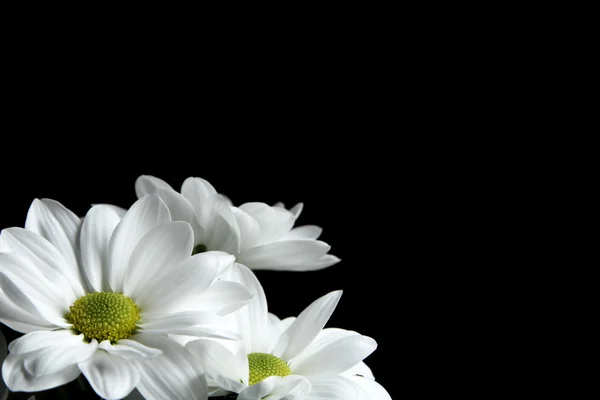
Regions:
[[182, 264, 389, 400], [134, 175, 340, 272], [0, 195, 252, 400]]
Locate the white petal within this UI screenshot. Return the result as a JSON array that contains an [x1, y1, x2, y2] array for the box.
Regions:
[[341, 362, 375, 380], [285, 225, 323, 240], [0, 227, 82, 300], [141, 325, 241, 340], [289, 203, 304, 220], [123, 221, 194, 300], [156, 188, 203, 239], [98, 339, 162, 360], [236, 240, 331, 271], [131, 334, 208, 400], [1, 331, 6, 400], [306, 375, 368, 400], [180, 177, 217, 227], [78, 350, 140, 400], [186, 338, 247, 391], [233, 207, 261, 251], [194, 281, 253, 316], [24, 199, 82, 294], [0, 294, 52, 333], [203, 196, 241, 254], [135, 175, 174, 197], [290, 334, 377, 376], [90, 204, 128, 218], [346, 376, 392, 400], [107, 194, 171, 293], [294, 255, 341, 271], [135, 251, 230, 315], [238, 202, 295, 245], [8, 330, 85, 355], [238, 376, 281, 400], [274, 291, 342, 360], [268, 375, 312, 400], [23, 338, 97, 376], [80, 205, 122, 292], [273, 202, 285, 208], [261, 315, 296, 353], [2, 353, 80, 393], [218, 263, 268, 353]]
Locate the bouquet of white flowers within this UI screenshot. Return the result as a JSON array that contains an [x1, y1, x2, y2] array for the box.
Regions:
[[0, 175, 390, 400]]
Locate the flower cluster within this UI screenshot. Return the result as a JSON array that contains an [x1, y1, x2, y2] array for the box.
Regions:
[[0, 175, 390, 400]]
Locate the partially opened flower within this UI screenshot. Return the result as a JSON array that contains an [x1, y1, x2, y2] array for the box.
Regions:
[[134, 175, 340, 272], [0, 195, 252, 400], [183, 264, 389, 400]]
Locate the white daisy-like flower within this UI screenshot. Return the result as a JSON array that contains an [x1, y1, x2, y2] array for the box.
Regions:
[[134, 175, 340, 272], [0, 195, 252, 400], [182, 264, 389, 400]]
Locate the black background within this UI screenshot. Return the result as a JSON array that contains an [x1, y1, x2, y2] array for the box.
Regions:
[[1, 146, 400, 399]]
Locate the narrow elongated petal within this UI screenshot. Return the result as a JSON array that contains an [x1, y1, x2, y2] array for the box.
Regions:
[[79, 350, 140, 400], [135, 175, 174, 197], [238, 376, 281, 400], [289, 203, 304, 220], [290, 335, 377, 376], [132, 334, 208, 400], [285, 225, 323, 240], [123, 221, 194, 301], [261, 314, 296, 354], [346, 376, 392, 400], [268, 375, 312, 400], [238, 202, 295, 245], [306, 375, 368, 400], [194, 281, 253, 316], [274, 291, 342, 360], [107, 194, 170, 292], [236, 240, 331, 270], [203, 196, 241, 254], [98, 340, 162, 359], [2, 353, 80, 393], [0, 294, 53, 333], [155, 188, 203, 239], [8, 331, 85, 355], [186, 338, 247, 391], [80, 205, 122, 292], [24, 199, 82, 294], [295, 255, 341, 272], [233, 207, 260, 251], [141, 325, 241, 340], [23, 338, 97, 376], [181, 177, 217, 227]]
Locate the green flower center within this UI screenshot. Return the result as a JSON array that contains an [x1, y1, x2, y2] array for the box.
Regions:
[[247, 352, 291, 385], [66, 292, 140, 343], [192, 244, 207, 255]]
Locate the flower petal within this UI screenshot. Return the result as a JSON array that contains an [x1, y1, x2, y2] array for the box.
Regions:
[[236, 240, 331, 271], [180, 177, 217, 227], [131, 334, 208, 400], [24, 199, 82, 295], [135, 251, 231, 315], [268, 375, 312, 400], [285, 225, 323, 240], [346, 376, 392, 400], [1, 331, 7, 400], [233, 207, 260, 251], [8, 331, 85, 355], [80, 205, 122, 292], [261, 314, 296, 353], [23, 338, 97, 376], [123, 221, 194, 301], [238, 202, 295, 245], [78, 350, 140, 400], [186, 338, 247, 391], [195, 281, 253, 316], [274, 290, 342, 360], [290, 334, 377, 376], [341, 362, 375, 380], [0, 227, 81, 301], [295, 255, 341, 271], [135, 175, 174, 197], [306, 375, 368, 400], [155, 188, 203, 239], [203, 196, 241, 254], [98, 339, 162, 360], [238, 376, 281, 400], [0, 294, 52, 333], [2, 353, 80, 393], [289, 203, 304, 220], [107, 194, 170, 293]]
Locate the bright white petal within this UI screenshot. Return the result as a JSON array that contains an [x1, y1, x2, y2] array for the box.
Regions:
[[2, 353, 80, 393], [135, 175, 175, 197], [294, 255, 341, 271], [347, 376, 392, 400], [132, 334, 208, 400], [181, 177, 218, 228], [262, 315, 296, 353], [341, 362, 375, 380], [155, 188, 203, 239], [98, 339, 162, 360], [8, 331, 85, 355], [238, 376, 281, 400], [80, 205, 122, 292], [186, 338, 247, 391], [203, 196, 241, 254], [194, 280, 253, 316], [79, 350, 140, 400], [285, 225, 323, 240], [23, 338, 97, 376], [0, 294, 52, 333], [107, 194, 170, 293], [268, 375, 312, 400], [289, 203, 304, 220], [24, 199, 82, 295], [141, 325, 241, 340], [0, 333, 6, 400], [290, 334, 377, 376], [0, 227, 81, 301], [274, 291, 342, 360], [90, 204, 128, 218], [236, 240, 331, 271], [233, 207, 261, 251], [135, 251, 231, 316], [238, 202, 295, 245], [123, 221, 194, 301], [306, 375, 368, 400]]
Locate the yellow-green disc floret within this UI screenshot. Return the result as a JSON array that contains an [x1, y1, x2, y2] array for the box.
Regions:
[[66, 292, 140, 343], [247, 352, 291, 385]]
